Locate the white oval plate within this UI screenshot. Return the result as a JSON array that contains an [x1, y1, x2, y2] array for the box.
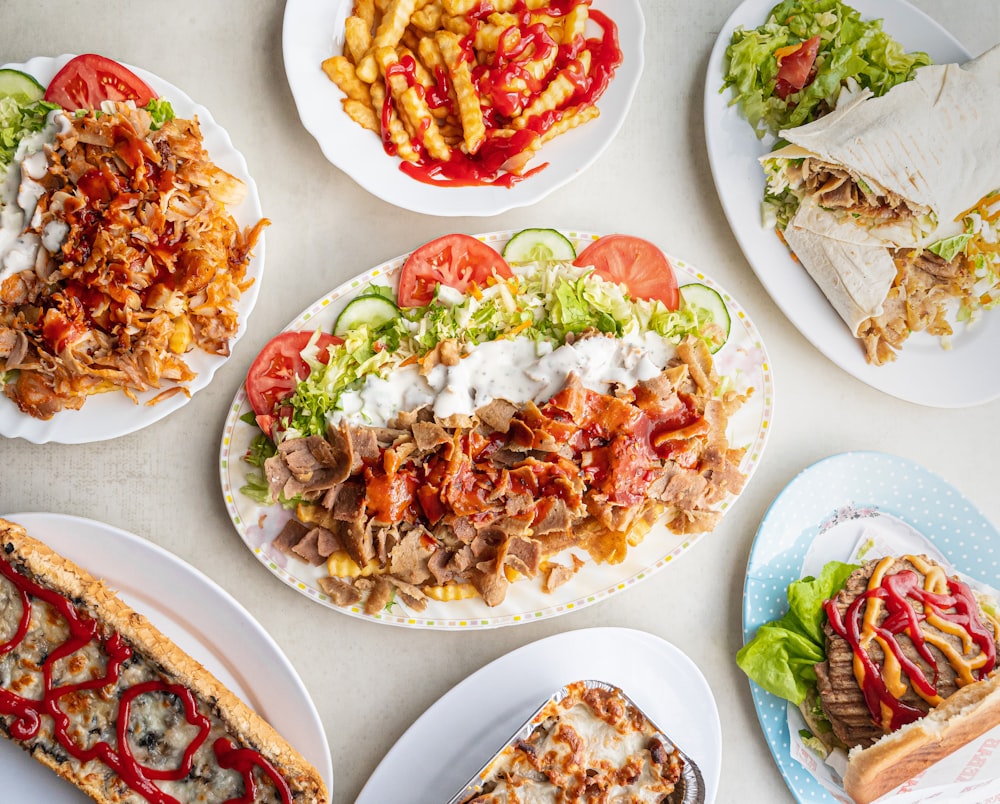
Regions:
[[703, 1, 995, 408], [281, 1, 644, 216], [741, 452, 1000, 802], [219, 229, 774, 629], [0, 512, 333, 802], [0, 55, 265, 444], [356, 627, 721, 803]]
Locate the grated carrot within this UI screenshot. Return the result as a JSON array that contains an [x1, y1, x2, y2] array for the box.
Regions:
[[506, 319, 532, 337], [773, 42, 802, 63]]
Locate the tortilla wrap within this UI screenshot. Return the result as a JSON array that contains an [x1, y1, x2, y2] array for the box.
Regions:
[[782, 201, 897, 335], [768, 43, 1000, 248]]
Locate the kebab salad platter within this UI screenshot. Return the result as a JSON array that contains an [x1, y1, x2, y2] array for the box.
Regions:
[[0, 54, 266, 443], [221, 228, 773, 628]]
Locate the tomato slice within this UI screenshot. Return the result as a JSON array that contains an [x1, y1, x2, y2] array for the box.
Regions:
[[397, 234, 514, 308], [44, 54, 157, 111], [245, 331, 342, 437], [773, 35, 821, 100], [573, 235, 680, 310]]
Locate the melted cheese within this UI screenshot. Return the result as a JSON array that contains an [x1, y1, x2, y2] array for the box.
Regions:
[[0, 571, 289, 803], [459, 683, 682, 804]]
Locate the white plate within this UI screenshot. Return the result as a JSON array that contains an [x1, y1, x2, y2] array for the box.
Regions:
[[703, 1, 996, 408], [356, 627, 721, 803], [0, 512, 333, 802], [281, 1, 644, 216], [0, 55, 265, 444], [741, 452, 1000, 802], [220, 229, 774, 629]]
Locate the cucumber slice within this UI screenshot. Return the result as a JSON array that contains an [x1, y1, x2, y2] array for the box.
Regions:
[[502, 228, 576, 263], [0, 69, 45, 104], [333, 294, 400, 336], [680, 283, 731, 353]]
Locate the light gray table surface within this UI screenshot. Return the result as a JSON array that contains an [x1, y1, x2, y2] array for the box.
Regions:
[[2, 2, 999, 802]]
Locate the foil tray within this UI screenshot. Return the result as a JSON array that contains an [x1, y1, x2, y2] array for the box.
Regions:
[[447, 679, 705, 804]]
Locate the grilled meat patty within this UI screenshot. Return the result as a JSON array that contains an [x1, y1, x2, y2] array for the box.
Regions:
[[816, 556, 989, 749]]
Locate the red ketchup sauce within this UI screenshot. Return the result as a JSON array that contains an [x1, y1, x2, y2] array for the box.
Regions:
[[386, 1, 623, 187], [824, 562, 998, 732], [42, 113, 190, 350], [0, 557, 293, 803], [357, 380, 705, 528]]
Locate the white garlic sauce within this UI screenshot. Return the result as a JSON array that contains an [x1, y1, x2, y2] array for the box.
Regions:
[[0, 109, 71, 282], [332, 330, 676, 429]]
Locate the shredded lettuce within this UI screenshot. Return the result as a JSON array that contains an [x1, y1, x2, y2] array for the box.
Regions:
[[275, 262, 719, 441], [144, 98, 175, 129], [723, 0, 932, 138], [926, 233, 973, 263], [239, 429, 279, 505], [736, 560, 859, 705], [0, 97, 59, 172]]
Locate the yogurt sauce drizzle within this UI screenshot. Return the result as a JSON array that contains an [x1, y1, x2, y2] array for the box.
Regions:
[[332, 329, 677, 428], [0, 109, 71, 282]]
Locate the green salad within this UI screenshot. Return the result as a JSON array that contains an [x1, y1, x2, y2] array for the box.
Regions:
[[722, 0, 932, 138], [0, 94, 58, 174]]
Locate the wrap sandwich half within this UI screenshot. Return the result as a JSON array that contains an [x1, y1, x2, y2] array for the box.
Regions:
[[763, 43, 1000, 249], [764, 44, 1000, 364]]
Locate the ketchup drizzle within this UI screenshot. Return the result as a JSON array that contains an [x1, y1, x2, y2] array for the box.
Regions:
[[0, 557, 294, 803], [824, 560, 998, 732], [384, 0, 623, 187]]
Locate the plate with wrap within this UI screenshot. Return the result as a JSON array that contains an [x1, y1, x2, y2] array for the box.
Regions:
[[706, 0, 1000, 407]]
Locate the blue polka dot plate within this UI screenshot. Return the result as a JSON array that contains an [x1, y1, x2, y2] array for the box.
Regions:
[[741, 451, 1000, 802]]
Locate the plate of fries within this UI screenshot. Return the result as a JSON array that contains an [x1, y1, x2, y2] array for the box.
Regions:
[[282, 0, 645, 216]]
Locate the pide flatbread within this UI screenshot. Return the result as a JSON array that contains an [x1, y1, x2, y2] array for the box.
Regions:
[[0, 518, 328, 803], [767, 44, 1000, 248]]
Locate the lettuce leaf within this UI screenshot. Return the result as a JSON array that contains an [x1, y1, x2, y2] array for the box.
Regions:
[[736, 560, 859, 704], [144, 98, 175, 130], [0, 97, 59, 171], [927, 233, 973, 263], [723, 0, 932, 138]]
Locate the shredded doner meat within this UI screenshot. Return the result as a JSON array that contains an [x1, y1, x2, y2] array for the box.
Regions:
[[858, 248, 976, 365], [0, 103, 267, 419], [268, 337, 750, 612]]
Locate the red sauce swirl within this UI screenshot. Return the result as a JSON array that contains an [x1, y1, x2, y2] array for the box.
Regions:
[[0, 557, 293, 803], [389, 1, 623, 187], [824, 557, 998, 732]]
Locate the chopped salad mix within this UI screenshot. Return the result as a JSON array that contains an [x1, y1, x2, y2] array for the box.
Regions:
[[722, 0, 932, 139]]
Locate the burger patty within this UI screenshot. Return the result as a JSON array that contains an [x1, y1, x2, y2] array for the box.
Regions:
[[815, 556, 969, 749]]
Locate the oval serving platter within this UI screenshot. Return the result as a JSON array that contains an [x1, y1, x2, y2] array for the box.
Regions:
[[220, 229, 774, 629]]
